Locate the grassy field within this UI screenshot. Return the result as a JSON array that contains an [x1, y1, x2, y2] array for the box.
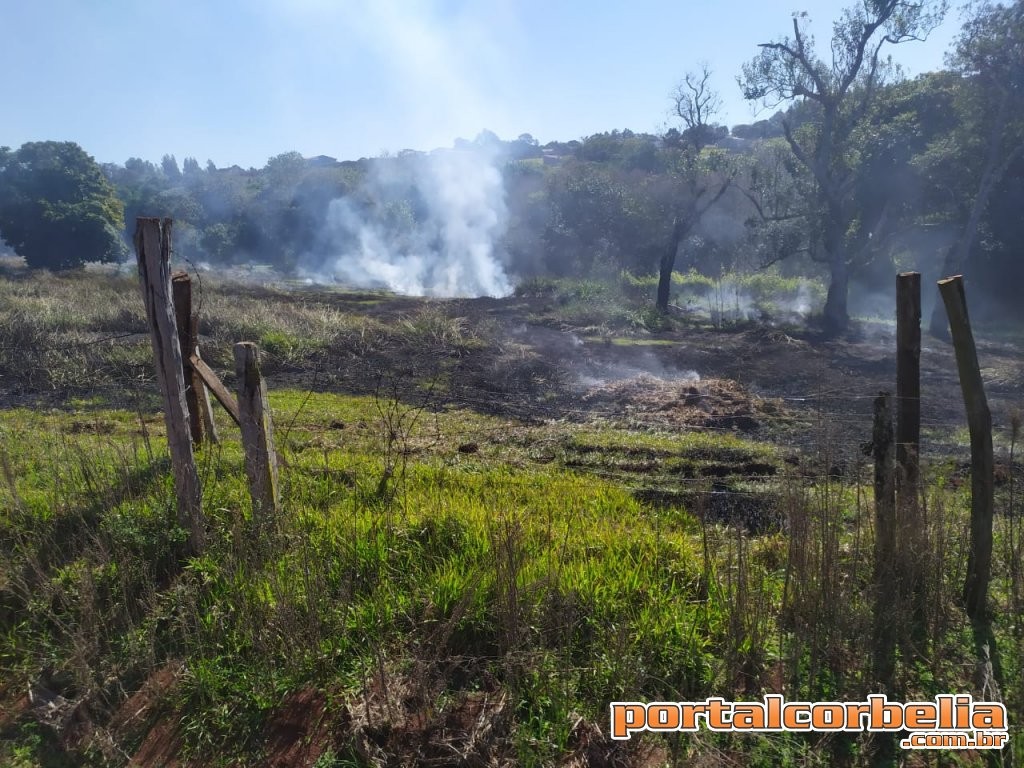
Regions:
[[1, 264, 1023, 766]]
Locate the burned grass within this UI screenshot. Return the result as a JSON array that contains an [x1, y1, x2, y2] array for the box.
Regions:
[[3, 270, 1024, 766]]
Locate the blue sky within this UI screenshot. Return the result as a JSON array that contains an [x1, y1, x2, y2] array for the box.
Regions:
[[0, 1, 964, 169]]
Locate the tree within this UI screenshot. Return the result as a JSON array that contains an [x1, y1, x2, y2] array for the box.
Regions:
[[162, 154, 182, 180], [657, 67, 734, 312], [656, 149, 733, 311], [0, 142, 127, 269], [543, 160, 640, 276], [927, 0, 1024, 337], [672, 63, 725, 150], [264, 151, 307, 188], [740, 1, 948, 333], [737, 135, 815, 269]]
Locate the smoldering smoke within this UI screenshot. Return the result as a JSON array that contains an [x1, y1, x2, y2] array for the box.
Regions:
[[301, 144, 512, 298]]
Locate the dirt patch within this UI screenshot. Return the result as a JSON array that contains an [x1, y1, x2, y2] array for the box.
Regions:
[[261, 689, 351, 768], [129, 715, 187, 768], [123, 684, 355, 768], [0, 689, 31, 733], [561, 716, 643, 768], [121, 662, 187, 767]]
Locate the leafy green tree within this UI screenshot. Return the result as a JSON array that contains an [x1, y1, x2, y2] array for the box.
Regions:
[[199, 222, 236, 262], [0, 141, 127, 269], [843, 71, 963, 284], [108, 156, 198, 243], [740, 0, 948, 333], [926, 0, 1024, 335], [161, 154, 182, 180], [737, 135, 815, 269], [264, 151, 307, 188], [502, 159, 550, 276], [543, 160, 667, 277]]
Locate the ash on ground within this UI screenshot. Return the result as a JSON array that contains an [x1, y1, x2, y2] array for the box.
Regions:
[[581, 374, 786, 432]]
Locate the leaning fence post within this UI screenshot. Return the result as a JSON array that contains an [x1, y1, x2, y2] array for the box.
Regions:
[[135, 218, 205, 556], [234, 342, 280, 521], [938, 275, 994, 624]]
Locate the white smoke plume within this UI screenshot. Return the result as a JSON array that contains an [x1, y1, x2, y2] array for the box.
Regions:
[[297, 0, 520, 298], [307, 144, 512, 297]]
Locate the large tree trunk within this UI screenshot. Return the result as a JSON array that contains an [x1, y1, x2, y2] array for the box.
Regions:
[[822, 259, 850, 335], [821, 209, 850, 335], [656, 218, 684, 313]]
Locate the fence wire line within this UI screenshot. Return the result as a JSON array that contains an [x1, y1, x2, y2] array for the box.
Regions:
[[0, 332, 145, 354]]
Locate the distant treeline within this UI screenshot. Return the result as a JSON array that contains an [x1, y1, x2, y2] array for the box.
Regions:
[[1, 1, 1021, 329]]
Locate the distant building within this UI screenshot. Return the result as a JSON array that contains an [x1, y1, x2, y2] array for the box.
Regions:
[[306, 155, 340, 168]]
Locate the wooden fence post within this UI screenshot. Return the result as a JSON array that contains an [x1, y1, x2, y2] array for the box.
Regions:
[[171, 272, 205, 446], [896, 272, 924, 640], [135, 218, 205, 556], [235, 342, 280, 521], [872, 392, 897, 691], [896, 272, 921, 507], [938, 275, 994, 623]]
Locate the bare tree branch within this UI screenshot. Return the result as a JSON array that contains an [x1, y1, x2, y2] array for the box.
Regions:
[[672, 63, 723, 150]]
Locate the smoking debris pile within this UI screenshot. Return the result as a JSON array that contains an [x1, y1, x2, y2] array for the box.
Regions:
[[581, 374, 786, 432]]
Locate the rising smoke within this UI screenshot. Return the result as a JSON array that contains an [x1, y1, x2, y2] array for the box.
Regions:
[[296, 0, 519, 298], [302, 143, 512, 297]]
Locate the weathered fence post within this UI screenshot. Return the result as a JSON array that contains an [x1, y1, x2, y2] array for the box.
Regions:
[[937, 275, 994, 623], [135, 218, 205, 556], [171, 272, 205, 446], [896, 272, 924, 641], [234, 342, 280, 521], [872, 392, 897, 690], [896, 272, 921, 508], [871, 391, 898, 763]]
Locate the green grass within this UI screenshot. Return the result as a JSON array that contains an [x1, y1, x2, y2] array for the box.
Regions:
[[522, 270, 827, 336], [0, 392, 739, 764], [5, 388, 1020, 765], [2, 269, 1023, 766]]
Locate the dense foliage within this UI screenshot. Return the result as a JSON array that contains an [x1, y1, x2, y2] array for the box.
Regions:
[[0, 142, 126, 270]]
